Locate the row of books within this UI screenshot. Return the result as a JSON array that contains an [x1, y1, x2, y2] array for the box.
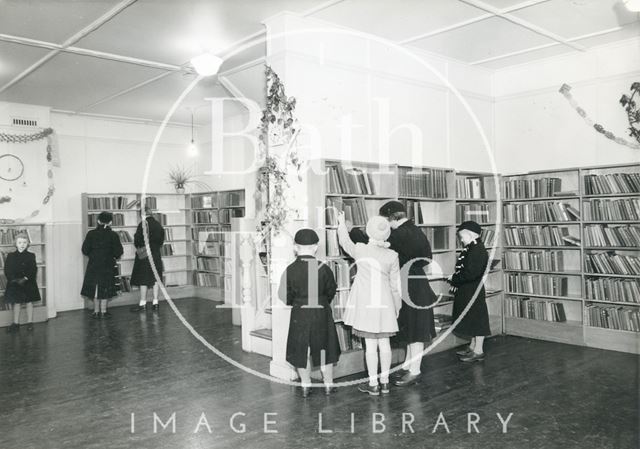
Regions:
[[331, 290, 349, 322], [585, 304, 639, 332], [504, 250, 566, 272], [197, 257, 221, 272], [326, 230, 344, 258], [88, 213, 125, 227], [0, 228, 37, 245], [115, 230, 133, 243], [504, 296, 567, 322], [191, 195, 217, 209], [0, 251, 6, 267], [196, 272, 225, 288], [478, 228, 497, 247], [403, 200, 450, 225], [192, 211, 219, 224], [584, 252, 640, 276], [585, 277, 640, 304], [326, 198, 368, 226], [398, 167, 449, 198], [456, 177, 487, 200], [192, 227, 222, 242], [335, 325, 363, 351], [503, 202, 580, 223], [583, 198, 640, 221], [219, 208, 244, 224], [583, 173, 640, 195], [422, 227, 450, 251], [326, 164, 377, 195], [456, 204, 492, 224], [86, 195, 136, 210], [583, 225, 640, 248], [506, 273, 569, 297], [326, 259, 352, 289], [159, 244, 174, 256], [434, 313, 452, 332], [503, 226, 579, 247], [195, 241, 226, 257], [117, 276, 132, 293], [503, 177, 566, 199]]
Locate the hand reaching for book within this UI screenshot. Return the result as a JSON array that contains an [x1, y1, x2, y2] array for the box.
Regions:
[[337, 211, 346, 227]]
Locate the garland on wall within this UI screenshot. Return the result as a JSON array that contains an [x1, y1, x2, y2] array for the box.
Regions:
[[255, 65, 302, 242], [619, 82, 640, 144], [0, 128, 59, 224], [559, 83, 640, 150]]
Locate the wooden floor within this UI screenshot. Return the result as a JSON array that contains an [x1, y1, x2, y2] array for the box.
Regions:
[[0, 298, 637, 449]]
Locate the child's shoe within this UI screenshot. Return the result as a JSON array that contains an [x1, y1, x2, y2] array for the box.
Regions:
[[380, 383, 390, 394], [358, 384, 380, 396], [6, 323, 19, 333]]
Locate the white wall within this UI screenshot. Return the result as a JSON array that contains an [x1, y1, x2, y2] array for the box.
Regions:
[[494, 38, 640, 174]]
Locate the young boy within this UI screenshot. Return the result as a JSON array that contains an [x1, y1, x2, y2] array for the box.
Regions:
[[278, 228, 341, 397]]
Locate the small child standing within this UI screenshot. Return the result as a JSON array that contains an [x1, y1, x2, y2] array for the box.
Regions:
[[336, 213, 402, 396], [4, 233, 41, 333], [278, 228, 341, 397]]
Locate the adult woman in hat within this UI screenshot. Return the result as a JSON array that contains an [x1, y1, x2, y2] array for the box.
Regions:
[[379, 200, 437, 387], [81, 211, 124, 318], [448, 220, 491, 362]]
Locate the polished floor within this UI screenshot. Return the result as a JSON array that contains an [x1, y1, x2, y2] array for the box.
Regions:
[[0, 298, 637, 449]]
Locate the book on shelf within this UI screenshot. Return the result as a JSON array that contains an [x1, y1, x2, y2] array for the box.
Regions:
[[585, 252, 640, 276], [117, 275, 132, 293], [326, 163, 376, 195], [585, 303, 639, 332], [398, 167, 449, 198], [326, 197, 368, 226], [503, 226, 579, 247], [191, 195, 217, 209], [434, 313, 452, 332], [506, 273, 569, 297], [327, 259, 351, 289], [583, 172, 640, 195], [584, 225, 640, 248], [197, 257, 221, 272], [225, 190, 245, 207], [503, 177, 569, 199], [583, 198, 640, 221], [503, 201, 580, 223], [504, 250, 565, 272], [89, 213, 125, 227], [456, 204, 492, 224], [456, 177, 485, 200], [326, 229, 344, 258], [331, 290, 349, 322], [335, 325, 363, 351], [585, 277, 640, 303], [457, 228, 496, 248], [197, 272, 224, 288], [505, 296, 567, 322], [422, 227, 449, 251], [160, 243, 174, 256], [115, 230, 133, 243], [143, 196, 157, 210], [86, 195, 137, 210], [192, 210, 218, 224]]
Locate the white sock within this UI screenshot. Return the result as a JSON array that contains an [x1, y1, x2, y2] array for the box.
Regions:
[[409, 343, 423, 375], [152, 298, 159, 305], [379, 339, 392, 384], [402, 344, 412, 371], [365, 338, 379, 387], [139, 299, 146, 307]]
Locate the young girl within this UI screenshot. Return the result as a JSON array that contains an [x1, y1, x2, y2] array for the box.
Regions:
[[337, 213, 402, 395], [130, 206, 165, 312], [4, 233, 41, 333], [448, 221, 491, 362], [81, 211, 124, 319]]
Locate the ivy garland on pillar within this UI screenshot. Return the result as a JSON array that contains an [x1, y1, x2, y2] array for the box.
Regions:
[[255, 65, 302, 243]]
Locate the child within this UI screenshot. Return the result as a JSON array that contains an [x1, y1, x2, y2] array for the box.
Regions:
[[448, 221, 491, 362], [130, 206, 165, 312], [337, 213, 402, 395], [81, 211, 124, 319], [4, 233, 41, 333], [278, 228, 341, 397]]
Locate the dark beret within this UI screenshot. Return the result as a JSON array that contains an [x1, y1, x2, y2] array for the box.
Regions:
[[378, 200, 405, 217], [457, 221, 482, 235], [294, 228, 319, 245], [98, 211, 114, 224]]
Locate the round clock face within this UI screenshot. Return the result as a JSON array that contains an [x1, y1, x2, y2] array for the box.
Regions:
[[0, 154, 24, 181]]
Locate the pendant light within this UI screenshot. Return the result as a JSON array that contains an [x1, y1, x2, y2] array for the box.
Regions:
[[188, 109, 198, 157]]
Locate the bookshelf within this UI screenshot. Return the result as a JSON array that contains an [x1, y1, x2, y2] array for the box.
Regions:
[[190, 190, 245, 304], [501, 163, 640, 353], [0, 223, 49, 327], [81, 193, 194, 307]]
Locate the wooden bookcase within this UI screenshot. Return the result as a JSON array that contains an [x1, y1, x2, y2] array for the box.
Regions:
[[0, 223, 50, 326], [501, 163, 640, 354]]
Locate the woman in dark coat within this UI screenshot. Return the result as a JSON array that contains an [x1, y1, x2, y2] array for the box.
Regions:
[[130, 208, 165, 312], [379, 201, 437, 387], [278, 228, 340, 397], [449, 221, 491, 363], [81, 211, 124, 319], [4, 233, 41, 332]]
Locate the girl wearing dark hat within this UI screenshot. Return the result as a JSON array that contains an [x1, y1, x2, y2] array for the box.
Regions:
[[130, 206, 165, 312], [379, 200, 438, 387], [278, 228, 341, 397], [81, 211, 124, 318], [4, 233, 41, 332], [448, 220, 491, 362]]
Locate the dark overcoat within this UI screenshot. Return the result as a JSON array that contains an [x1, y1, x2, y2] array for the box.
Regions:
[[278, 255, 341, 369], [387, 220, 437, 343], [4, 250, 41, 304], [130, 216, 165, 287], [81, 225, 124, 299], [450, 240, 491, 338]]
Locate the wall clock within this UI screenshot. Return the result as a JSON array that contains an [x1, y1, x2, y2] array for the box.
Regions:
[[0, 154, 25, 181]]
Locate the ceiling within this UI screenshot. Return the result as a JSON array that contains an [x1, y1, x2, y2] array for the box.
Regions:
[[0, 0, 638, 125]]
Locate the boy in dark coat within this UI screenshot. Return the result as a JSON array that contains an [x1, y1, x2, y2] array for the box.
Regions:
[[81, 211, 124, 318], [4, 233, 41, 333], [278, 228, 341, 397], [448, 221, 491, 362], [379, 201, 437, 387]]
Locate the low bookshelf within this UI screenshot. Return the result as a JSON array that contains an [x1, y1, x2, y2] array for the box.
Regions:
[[0, 223, 50, 327], [501, 163, 640, 354]]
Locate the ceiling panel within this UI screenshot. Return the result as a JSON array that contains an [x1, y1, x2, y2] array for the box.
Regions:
[[410, 16, 556, 63], [0, 41, 51, 88], [0, 52, 166, 111], [0, 0, 124, 43], [478, 43, 571, 69], [75, 0, 326, 66], [477, 0, 540, 9], [312, 0, 486, 41], [572, 21, 640, 47], [511, 0, 640, 38]]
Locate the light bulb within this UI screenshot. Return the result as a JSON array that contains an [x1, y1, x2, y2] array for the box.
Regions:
[[190, 52, 223, 76], [624, 0, 640, 11], [188, 140, 198, 157]]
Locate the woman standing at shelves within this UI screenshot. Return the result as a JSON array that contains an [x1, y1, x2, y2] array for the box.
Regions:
[[130, 206, 165, 312], [379, 201, 437, 387], [81, 211, 124, 319], [448, 221, 491, 362], [4, 233, 41, 332], [336, 213, 402, 396]]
